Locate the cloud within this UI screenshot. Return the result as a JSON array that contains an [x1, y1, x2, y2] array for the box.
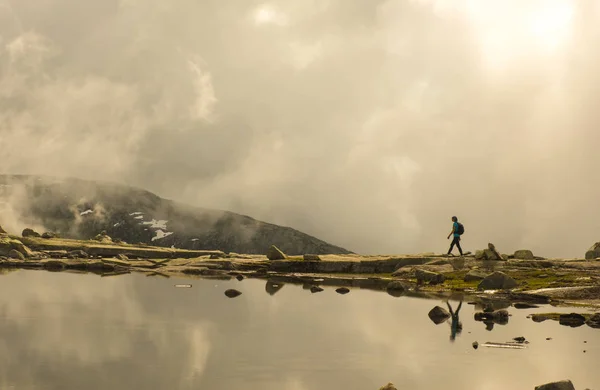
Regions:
[[1, 0, 600, 257]]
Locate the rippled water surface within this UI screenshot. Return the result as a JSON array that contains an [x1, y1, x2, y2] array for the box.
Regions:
[[0, 270, 598, 390]]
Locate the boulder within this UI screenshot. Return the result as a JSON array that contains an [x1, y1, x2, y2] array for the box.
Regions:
[[303, 254, 321, 261], [386, 281, 406, 293], [224, 289, 242, 298], [0, 237, 31, 258], [41, 232, 57, 239], [236, 274, 244, 281], [265, 281, 284, 296], [585, 242, 600, 260], [559, 313, 586, 327], [336, 287, 350, 295], [513, 249, 534, 260], [266, 245, 286, 260], [535, 380, 575, 390], [474, 250, 485, 260], [586, 313, 600, 329], [416, 269, 445, 285], [22, 228, 41, 238], [478, 272, 518, 290], [464, 270, 487, 282], [310, 286, 324, 293], [449, 257, 465, 270], [428, 306, 451, 324], [8, 249, 25, 260], [379, 384, 397, 390], [94, 232, 113, 243]]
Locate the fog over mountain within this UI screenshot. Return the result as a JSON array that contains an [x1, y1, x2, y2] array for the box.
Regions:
[[1, 0, 599, 257]]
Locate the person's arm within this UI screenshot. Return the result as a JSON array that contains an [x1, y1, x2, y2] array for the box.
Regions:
[[447, 226, 455, 239], [456, 300, 463, 314]]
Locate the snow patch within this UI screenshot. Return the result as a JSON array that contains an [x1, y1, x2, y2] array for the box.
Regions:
[[113, 222, 122, 227], [141, 219, 168, 230], [129, 212, 143, 216], [134, 215, 144, 220], [152, 230, 174, 241], [191, 238, 199, 242], [80, 209, 93, 216]]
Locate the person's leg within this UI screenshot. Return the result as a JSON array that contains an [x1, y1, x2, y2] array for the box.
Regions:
[[447, 238, 456, 254], [456, 237, 463, 255]]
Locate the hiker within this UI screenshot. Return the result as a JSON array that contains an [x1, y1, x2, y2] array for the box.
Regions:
[[446, 216, 464, 256], [446, 299, 463, 341]]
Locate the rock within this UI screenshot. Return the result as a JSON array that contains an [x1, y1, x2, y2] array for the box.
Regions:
[[68, 250, 89, 259], [236, 274, 244, 281], [474, 250, 485, 260], [416, 269, 445, 285], [0, 237, 31, 257], [514, 302, 539, 309], [8, 249, 25, 260], [265, 281, 284, 296], [310, 286, 324, 293], [386, 281, 405, 293], [449, 257, 465, 270], [209, 253, 223, 259], [474, 309, 510, 325], [336, 287, 350, 295], [478, 271, 518, 290], [428, 306, 451, 324], [512, 336, 527, 344], [0, 224, 5, 234], [559, 313, 586, 327], [43, 260, 67, 270], [41, 232, 57, 239], [266, 245, 286, 260], [224, 289, 242, 298], [379, 384, 397, 390], [22, 228, 41, 238], [464, 270, 487, 282], [585, 242, 600, 260], [514, 249, 534, 260], [472, 341, 479, 349], [487, 243, 504, 260], [117, 254, 129, 261], [94, 232, 112, 243], [535, 380, 576, 390], [303, 254, 321, 261], [586, 313, 600, 329]]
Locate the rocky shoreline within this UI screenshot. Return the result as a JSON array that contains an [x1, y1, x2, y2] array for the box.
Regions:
[[2, 234, 600, 308]]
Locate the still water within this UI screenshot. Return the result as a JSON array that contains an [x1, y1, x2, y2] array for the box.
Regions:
[[0, 270, 597, 390]]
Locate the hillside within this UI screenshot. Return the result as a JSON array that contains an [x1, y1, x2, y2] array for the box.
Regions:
[[0, 175, 352, 255]]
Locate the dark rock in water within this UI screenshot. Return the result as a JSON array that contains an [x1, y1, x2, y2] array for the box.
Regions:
[[265, 281, 284, 296], [416, 269, 445, 285], [310, 286, 324, 293], [224, 289, 242, 298], [236, 274, 244, 281], [586, 313, 600, 329], [534, 380, 575, 390], [513, 336, 528, 344], [559, 313, 586, 327], [428, 306, 451, 325], [8, 249, 25, 260], [474, 309, 510, 325], [472, 341, 479, 350], [41, 232, 57, 239], [22, 228, 41, 238], [378, 383, 397, 390], [386, 281, 405, 293], [266, 245, 286, 260], [336, 287, 350, 295], [514, 302, 539, 309], [464, 270, 487, 282], [478, 271, 518, 290]]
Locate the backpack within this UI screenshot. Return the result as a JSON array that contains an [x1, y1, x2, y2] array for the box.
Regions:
[[457, 222, 465, 235]]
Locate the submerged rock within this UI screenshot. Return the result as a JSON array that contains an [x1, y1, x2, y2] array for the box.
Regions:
[[535, 380, 575, 390], [378, 383, 397, 390], [472, 341, 479, 349], [310, 286, 324, 293], [265, 281, 284, 296], [478, 271, 518, 290], [513, 302, 539, 309], [336, 287, 350, 295], [386, 281, 406, 296], [22, 228, 41, 238], [513, 249, 534, 260], [586, 313, 600, 329], [266, 245, 286, 260], [236, 274, 244, 281], [224, 289, 242, 298], [474, 309, 509, 325], [428, 306, 451, 324]]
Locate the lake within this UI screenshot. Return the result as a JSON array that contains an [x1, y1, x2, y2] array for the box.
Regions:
[[0, 270, 597, 390]]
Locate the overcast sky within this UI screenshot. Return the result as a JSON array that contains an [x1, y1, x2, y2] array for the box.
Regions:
[[1, 0, 600, 257]]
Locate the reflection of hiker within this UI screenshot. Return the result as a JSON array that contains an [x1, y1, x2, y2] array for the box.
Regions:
[[446, 299, 463, 341], [446, 216, 464, 256]]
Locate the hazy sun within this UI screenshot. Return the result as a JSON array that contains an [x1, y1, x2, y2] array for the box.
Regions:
[[253, 4, 287, 26]]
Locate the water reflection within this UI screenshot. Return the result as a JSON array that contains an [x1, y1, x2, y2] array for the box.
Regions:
[[265, 280, 285, 296], [0, 270, 597, 390], [446, 300, 463, 342]]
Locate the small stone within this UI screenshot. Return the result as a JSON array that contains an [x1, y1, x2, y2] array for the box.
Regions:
[[514, 302, 539, 309], [310, 286, 324, 293], [472, 341, 479, 349], [336, 287, 350, 295], [546, 337, 552, 340], [224, 289, 242, 298], [513, 336, 527, 344], [236, 274, 244, 281]]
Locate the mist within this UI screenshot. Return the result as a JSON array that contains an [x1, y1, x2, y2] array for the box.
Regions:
[[1, 0, 600, 258]]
